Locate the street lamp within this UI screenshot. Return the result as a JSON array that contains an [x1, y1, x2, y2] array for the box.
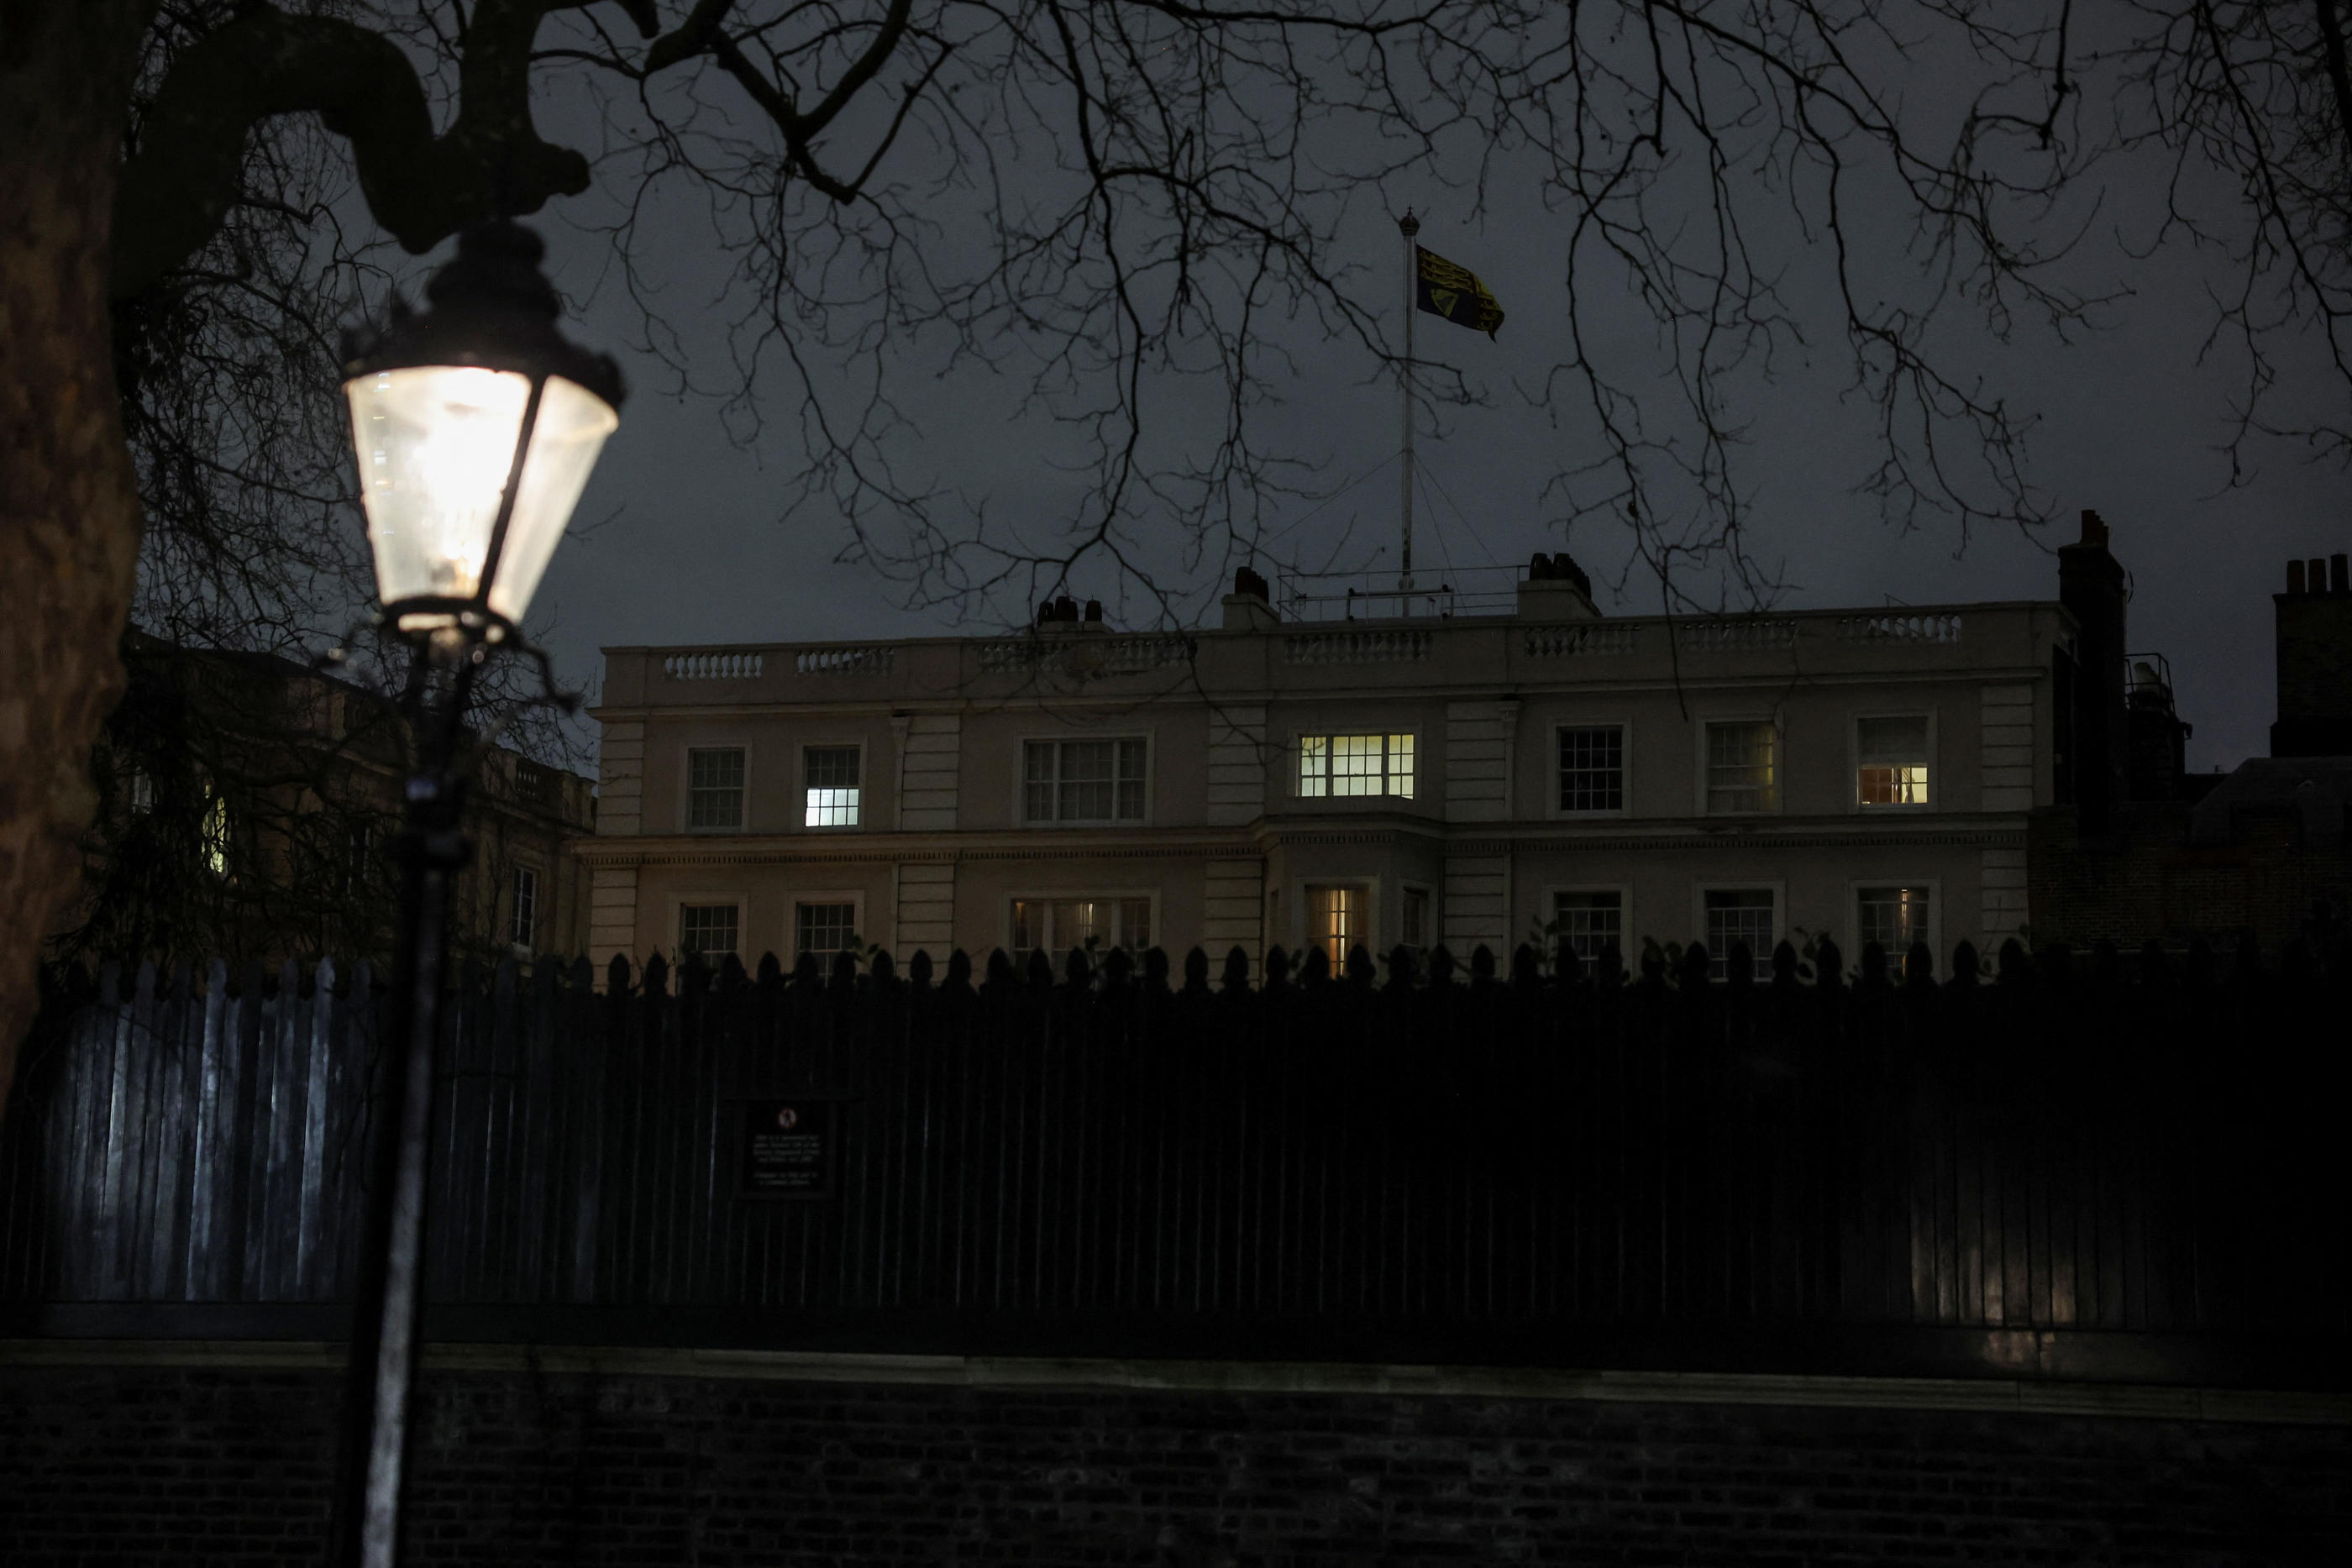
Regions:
[[327, 220, 622, 1568]]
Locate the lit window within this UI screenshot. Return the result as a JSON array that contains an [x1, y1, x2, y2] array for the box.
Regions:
[[1551, 889, 1623, 965], [1557, 726, 1625, 812], [202, 795, 231, 878], [804, 746, 861, 826], [687, 747, 746, 829], [1858, 885, 1933, 957], [1305, 884, 1364, 967], [510, 866, 539, 952], [1703, 889, 1776, 980], [795, 901, 859, 957], [1704, 721, 1778, 814], [1023, 738, 1147, 824], [1856, 716, 1931, 807], [1401, 886, 1431, 951], [1298, 733, 1415, 799], [679, 903, 739, 959], [1010, 896, 1152, 958], [126, 769, 155, 816]]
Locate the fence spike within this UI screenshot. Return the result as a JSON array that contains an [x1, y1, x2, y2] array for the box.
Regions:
[[1221, 947, 1251, 992], [907, 950, 934, 989], [1264, 945, 1291, 988], [1182, 947, 1210, 992], [945, 949, 974, 992], [1814, 936, 1844, 990]]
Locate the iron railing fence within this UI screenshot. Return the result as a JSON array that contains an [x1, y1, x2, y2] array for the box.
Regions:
[[3, 942, 2346, 1381]]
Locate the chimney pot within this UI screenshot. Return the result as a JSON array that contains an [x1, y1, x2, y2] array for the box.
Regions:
[[1084, 599, 1103, 622], [2289, 559, 2308, 595], [1053, 595, 1077, 622], [2313, 559, 2330, 596], [2334, 553, 2349, 592], [1038, 600, 1055, 625], [2080, 508, 2109, 548]]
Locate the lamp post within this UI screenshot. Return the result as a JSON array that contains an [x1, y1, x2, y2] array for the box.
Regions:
[[327, 220, 622, 1568]]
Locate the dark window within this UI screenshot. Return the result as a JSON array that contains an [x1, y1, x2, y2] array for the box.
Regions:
[[1010, 896, 1152, 957], [795, 901, 858, 957], [1401, 886, 1431, 950], [687, 747, 746, 829], [1858, 885, 1932, 957], [1024, 738, 1147, 824], [1551, 889, 1623, 964], [1702, 889, 1775, 980], [680, 903, 739, 958], [510, 866, 539, 951], [1557, 726, 1625, 812]]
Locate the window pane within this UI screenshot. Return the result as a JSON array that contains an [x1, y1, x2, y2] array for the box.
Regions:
[[1058, 742, 1115, 821], [680, 903, 739, 958], [795, 901, 857, 957], [1558, 726, 1625, 813], [1551, 889, 1622, 964], [1012, 899, 1043, 955], [1858, 885, 1933, 956], [1116, 739, 1147, 821], [1298, 735, 1329, 797], [1857, 716, 1930, 806], [1401, 886, 1430, 948], [1388, 733, 1416, 799], [1330, 734, 1383, 796], [1118, 897, 1152, 950], [1306, 884, 1362, 967], [1702, 889, 1775, 980], [511, 867, 538, 950], [1706, 722, 1778, 813], [688, 747, 746, 829], [1024, 742, 1056, 823], [802, 747, 863, 826]]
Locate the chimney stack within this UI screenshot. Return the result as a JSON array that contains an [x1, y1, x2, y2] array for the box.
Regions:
[[2272, 551, 2352, 756], [1221, 564, 1279, 632], [2058, 509, 2129, 831]]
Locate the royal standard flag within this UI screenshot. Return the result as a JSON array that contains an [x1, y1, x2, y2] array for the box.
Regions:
[[1415, 246, 1504, 338]]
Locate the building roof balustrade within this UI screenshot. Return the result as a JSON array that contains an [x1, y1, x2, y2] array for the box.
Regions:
[[1835, 612, 1965, 645], [1283, 628, 1435, 664], [1523, 622, 1641, 658], [663, 650, 766, 681]]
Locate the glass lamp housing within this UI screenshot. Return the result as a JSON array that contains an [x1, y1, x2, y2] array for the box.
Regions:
[[339, 220, 625, 637], [344, 366, 617, 627]]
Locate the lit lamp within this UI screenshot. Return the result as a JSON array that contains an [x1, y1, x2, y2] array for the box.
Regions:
[[343, 222, 623, 638], [327, 220, 622, 1568]]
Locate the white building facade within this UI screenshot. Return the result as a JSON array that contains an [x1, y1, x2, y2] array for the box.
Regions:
[[581, 565, 2069, 978]]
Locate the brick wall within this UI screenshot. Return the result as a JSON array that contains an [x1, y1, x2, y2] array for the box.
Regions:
[[2030, 804, 2352, 949], [4, 1356, 2347, 1565]]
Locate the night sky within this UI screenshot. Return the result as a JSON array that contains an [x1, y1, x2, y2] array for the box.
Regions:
[[495, 104, 2346, 778]]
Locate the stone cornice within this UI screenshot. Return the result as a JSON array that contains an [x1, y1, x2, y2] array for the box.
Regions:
[[574, 815, 2029, 868]]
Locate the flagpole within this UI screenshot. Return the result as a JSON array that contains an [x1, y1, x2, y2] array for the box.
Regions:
[[1399, 209, 1418, 595]]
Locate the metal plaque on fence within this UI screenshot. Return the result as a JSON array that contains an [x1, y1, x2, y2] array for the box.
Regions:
[[737, 1099, 837, 1199]]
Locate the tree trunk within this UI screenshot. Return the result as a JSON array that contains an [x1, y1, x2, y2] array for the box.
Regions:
[[0, 3, 155, 1114]]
